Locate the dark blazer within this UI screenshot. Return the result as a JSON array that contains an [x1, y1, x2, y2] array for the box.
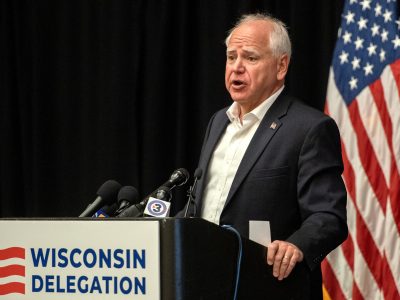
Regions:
[[191, 91, 348, 299]]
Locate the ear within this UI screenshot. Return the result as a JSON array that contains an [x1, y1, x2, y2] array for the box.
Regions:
[[276, 54, 289, 81]]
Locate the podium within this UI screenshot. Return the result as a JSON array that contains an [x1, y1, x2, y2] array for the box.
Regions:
[[0, 218, 310, 299]]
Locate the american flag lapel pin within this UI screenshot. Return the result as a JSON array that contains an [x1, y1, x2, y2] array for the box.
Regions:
[[270, 122, 277, 130]]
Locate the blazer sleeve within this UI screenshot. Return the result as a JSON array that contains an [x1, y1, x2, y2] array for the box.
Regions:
[[286, 116, 348, 271]]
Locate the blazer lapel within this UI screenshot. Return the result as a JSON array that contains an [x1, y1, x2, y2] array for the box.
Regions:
[[224, 94, 293, 207]]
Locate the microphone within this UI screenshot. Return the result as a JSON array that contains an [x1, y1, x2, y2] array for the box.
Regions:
[[114, 186, 140, 215], [157, 168, 190, 191], [184, 168, 202, 218], [93, 185, 139, 217], [79, 180, 121, 217], [116, 168, 189, 218], [141, 168, 189, 206], [116, 186, 172, 218], [152, 186, 172, 202], [143, 186, 173, 217], [115, 200, 145, 218]]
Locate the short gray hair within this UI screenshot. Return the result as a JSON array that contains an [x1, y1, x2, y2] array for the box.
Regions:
[[225, 13, 292, 59]]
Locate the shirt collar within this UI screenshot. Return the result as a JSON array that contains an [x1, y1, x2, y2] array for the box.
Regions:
[[226, 85, 285, 123]]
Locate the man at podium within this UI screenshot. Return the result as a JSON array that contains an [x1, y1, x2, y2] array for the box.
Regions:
[[184, 13, 348, 300]]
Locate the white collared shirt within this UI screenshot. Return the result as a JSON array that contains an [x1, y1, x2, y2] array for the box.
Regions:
[[200, 86, 284, 225]]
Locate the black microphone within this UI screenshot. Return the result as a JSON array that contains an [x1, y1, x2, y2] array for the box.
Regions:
[[184, 168, 202, 218], [116, 186, 172, 218], [159, 168, 190, 191], [114, 186, 140, 215], [115, 200, 145, 218], [116, 168, 189, 218], [142, 185, 174, 217], [79, 180, 121, 217], [92, 186, 138, 218], [152, 186, 172, 202], [141, 168, 189, 204]]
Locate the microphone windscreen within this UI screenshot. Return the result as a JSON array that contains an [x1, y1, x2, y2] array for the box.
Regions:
[[96, 180, 122, 205], [118, 186, 140, 205], [171, 168, 189, 186]]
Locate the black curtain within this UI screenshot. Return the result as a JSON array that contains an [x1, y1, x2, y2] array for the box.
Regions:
[[1, 0, 344, 217]]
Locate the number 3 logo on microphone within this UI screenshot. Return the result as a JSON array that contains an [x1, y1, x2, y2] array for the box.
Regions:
[[144, 197, 171, 217]]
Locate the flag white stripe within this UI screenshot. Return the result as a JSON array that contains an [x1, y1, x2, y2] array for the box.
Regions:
[[0, 257, 25, 267], [0, 276, 25, 285]]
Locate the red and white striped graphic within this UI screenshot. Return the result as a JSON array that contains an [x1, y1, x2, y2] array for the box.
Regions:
[[322, 0, 400, 298], [0, 247, 25, 296]]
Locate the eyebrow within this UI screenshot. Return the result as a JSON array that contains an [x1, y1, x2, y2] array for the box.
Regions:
[[226, 48, 259, 55]]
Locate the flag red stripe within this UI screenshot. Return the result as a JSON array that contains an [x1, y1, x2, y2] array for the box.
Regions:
[[348, 100, 388, 210], [0, 247, 25, 260], [0, 265, 25, 278], [0, 282, 25, 295], [322, 260, 347, 300], [352, 283, 364, 300], [383, 254, 400, 300], [390, 59, 400, 98], [340, 235, 355, 272], [369, 77, 393, 150], [355, 211, 383, 287]]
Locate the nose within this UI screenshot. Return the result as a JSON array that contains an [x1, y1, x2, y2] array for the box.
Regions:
[[232, 57, 245, 73]]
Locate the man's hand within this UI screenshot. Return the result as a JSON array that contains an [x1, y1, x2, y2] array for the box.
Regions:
[[266, 240, 304, 280]]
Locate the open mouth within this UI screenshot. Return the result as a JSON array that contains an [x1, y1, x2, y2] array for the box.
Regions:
[[232, 80, 245, 88]]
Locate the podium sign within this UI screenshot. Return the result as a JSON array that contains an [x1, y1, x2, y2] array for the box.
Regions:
[[0, 219, 160, 300]]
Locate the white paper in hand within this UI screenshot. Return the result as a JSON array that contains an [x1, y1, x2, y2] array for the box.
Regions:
[[249, 220, 271, 247]]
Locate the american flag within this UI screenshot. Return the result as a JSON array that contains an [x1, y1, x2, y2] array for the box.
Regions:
[[322, 0, 400, 299], [0, 247, 25, 296]]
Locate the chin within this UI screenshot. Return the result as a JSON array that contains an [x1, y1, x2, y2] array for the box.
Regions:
[[229, 92, 246, 103], [231, 96, 247, 104]]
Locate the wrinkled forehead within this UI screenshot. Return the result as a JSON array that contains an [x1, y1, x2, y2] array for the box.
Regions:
[[227, 20, 272, 52]]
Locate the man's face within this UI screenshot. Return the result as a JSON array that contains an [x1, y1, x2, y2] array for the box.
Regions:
[[225, 20, 287, 112]]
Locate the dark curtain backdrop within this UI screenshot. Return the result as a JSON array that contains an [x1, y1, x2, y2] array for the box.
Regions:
[[1, 0, 344, 217]]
